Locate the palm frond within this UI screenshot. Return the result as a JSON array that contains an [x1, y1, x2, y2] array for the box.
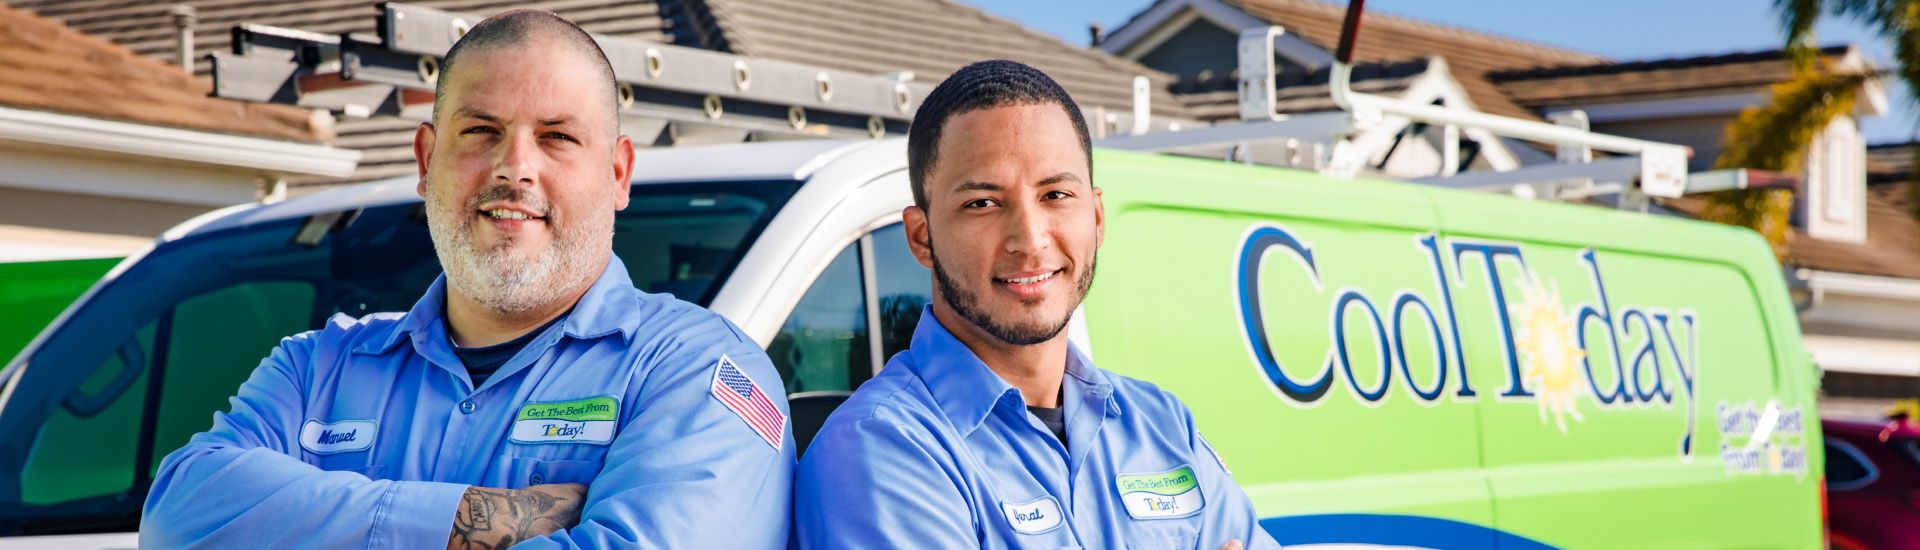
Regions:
[[1703, 69, 1868, 259]]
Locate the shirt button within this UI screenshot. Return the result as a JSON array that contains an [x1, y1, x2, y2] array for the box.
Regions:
[[530, 473, 545, 484], [458, 400, 476, 414]]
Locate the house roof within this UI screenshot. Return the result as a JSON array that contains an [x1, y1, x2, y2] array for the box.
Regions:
[[13, 0, 680, 186], [1177, 58, 1430, 121], [1489, 46, 1855, 108], [1663, 144, 1920, 280], [1208, 0, 1606, 120], [19, 0, 1192, 187], [696, 0, 1192, 120], [0, 4, 325, 143], [1786, 180, 1920, 279]]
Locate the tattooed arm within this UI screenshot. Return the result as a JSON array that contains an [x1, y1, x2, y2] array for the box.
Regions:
[[447, 484, 587, 550]]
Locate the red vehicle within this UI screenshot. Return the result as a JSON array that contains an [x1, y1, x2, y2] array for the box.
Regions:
[[1824, 416, 1920, 550]]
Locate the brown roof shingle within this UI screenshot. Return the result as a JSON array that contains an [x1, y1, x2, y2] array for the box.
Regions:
[[1490, 46, 1853, 108], [13, 0, 683, 186], [1217, 0, 1606, 120], [1664, 144, 1920, 280], [0, 3, 324, 143], [700, 0, 1193, 120], [1785, 181, 1920, 279], [21, 0, 1192, 186]]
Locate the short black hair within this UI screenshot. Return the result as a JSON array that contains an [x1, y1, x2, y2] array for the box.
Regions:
[[907, 60, 1092, 208], [433, 9, 618, 133]]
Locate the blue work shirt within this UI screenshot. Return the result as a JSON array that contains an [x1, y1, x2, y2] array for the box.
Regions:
[[796, 308, 1281, 549], [141, 255, 794, 549]]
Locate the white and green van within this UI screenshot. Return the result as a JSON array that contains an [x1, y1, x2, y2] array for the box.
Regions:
[[0, 138, 1821, 547]]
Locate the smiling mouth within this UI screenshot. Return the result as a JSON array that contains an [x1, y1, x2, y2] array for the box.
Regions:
[[998, 269, 1062, 285], [481, 208, 539, 221]]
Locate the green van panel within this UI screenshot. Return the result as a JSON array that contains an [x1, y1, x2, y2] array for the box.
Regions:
[[1084, 149, 1821, 548]]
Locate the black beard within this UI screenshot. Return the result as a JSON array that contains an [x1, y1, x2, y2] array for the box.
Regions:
[[929, 247, 1096, 347]]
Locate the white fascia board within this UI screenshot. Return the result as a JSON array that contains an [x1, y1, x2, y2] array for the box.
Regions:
[[0, 148, 260, 206], [1542, 92, 1767, 124], [1803, 334, 1920, 377], [0, 105, 359, 177], [1801, 268, 1920, 302], [1831, 46, 1890, 117]]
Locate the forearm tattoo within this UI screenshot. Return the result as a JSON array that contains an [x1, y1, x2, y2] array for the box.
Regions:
[[448, 487, 582, 550]]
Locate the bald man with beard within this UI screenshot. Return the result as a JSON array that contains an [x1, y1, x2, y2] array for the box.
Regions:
[[139, 10, 792, 549]]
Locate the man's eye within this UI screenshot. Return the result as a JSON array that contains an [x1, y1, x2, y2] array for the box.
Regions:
[[544, 132, 579, 144], [964, 198, 997, 209], [460, 126, 498, 135], [1043, 190, 1072, 200]]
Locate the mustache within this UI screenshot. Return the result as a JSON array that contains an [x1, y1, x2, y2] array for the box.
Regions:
[[465, 183, 550, 216]]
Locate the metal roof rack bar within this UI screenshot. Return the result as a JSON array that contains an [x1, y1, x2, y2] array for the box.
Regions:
[[211, 2, 938, 139]]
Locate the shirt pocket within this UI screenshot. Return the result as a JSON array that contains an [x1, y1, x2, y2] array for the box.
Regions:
[[509, 457, 602, 487], [1126, 534, 1197, 550]]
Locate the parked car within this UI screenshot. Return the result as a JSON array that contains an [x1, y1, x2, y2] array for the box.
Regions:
[[1825, 416, 1920, 549]]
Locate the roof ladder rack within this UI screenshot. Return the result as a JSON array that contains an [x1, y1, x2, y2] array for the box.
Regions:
[[210, 2, 936, 142]]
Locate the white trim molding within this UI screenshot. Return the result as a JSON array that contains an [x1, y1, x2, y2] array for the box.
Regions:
[[1798, 269, 1920, 376], [0, 105, 359, 178], [1542, 92, 1767, 124]]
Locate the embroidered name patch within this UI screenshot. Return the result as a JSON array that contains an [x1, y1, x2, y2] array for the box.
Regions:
[[299, 419, 376, 454], [1116, 465, 1205, 520], [509, 396, 618, 445], [999, 495, 1064, 534]]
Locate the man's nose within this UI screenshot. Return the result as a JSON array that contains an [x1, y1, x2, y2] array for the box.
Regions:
[[1002, 201, 1052, 256], [492, 130, 540, 187]]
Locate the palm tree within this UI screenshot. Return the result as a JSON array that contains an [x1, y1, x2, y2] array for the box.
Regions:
[[1699, 0, 1896, 259]]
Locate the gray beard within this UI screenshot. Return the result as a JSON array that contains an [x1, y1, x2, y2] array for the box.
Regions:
[[930, 247, 1095, 347], [425, 182, 611, 315]]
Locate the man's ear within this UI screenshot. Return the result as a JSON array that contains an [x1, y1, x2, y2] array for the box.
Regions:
[[1092, 186, 1105, 248], [413, 122, 436, 198], [611, 134, 635, 210], [903, 204, 934, 269]]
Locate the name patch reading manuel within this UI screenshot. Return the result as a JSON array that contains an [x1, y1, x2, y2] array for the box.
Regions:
[[1116, 465, 1205, 520], [510, 396, 618, 445], [300, 419, 376, 454]]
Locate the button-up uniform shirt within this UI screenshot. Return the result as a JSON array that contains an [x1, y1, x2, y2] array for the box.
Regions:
[[141, 255, 793, 549], [796, 308, 1280, 549]]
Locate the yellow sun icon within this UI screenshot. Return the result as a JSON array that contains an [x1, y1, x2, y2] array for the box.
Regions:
[[1512, 270, 1587, 433]]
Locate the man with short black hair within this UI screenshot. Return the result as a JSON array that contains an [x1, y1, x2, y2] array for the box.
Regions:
[[795, 59, 1279, 549], [140, 10, 792, 549]]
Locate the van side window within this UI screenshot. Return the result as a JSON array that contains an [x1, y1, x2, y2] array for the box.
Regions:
[[769, 244, 871, 394], [869, 224, 931, 364]]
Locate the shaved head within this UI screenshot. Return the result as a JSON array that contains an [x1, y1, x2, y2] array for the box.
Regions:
[[433, 9, 619, 134]]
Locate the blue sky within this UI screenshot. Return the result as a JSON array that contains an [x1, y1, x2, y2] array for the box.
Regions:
[[962, 0, 1918, 144]]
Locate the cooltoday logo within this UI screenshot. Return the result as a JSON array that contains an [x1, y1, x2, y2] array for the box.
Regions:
[[1233, 224, 1704, 458]]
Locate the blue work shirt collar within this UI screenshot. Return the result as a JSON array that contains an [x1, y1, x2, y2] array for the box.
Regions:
[[356, 253, 642, 356], [905, 306, 1115, 436]]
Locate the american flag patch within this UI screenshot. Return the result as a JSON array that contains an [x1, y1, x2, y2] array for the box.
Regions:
[[710, 354, 785, 449]]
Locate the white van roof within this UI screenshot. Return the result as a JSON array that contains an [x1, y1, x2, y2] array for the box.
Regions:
[[167, 139, 880, 243]]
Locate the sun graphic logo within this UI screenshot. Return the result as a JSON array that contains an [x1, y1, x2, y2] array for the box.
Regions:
[[1512, 270, 1588, 433]]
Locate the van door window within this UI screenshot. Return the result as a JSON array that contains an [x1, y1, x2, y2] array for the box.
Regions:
[[869, 223, 931, 364], [15, 280, 312, 529], [19, 321, 156, 507], [769, 243, 871, 394]]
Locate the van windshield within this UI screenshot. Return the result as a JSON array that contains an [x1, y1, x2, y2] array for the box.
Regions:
[[0, 180, 798, 536]]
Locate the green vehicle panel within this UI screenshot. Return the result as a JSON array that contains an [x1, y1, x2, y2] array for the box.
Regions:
[[1084, 149, 1821, 548]]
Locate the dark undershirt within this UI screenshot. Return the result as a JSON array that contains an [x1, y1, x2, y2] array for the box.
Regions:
[[454, 314, 565, 386], [1027, 404, 1067, 450]]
